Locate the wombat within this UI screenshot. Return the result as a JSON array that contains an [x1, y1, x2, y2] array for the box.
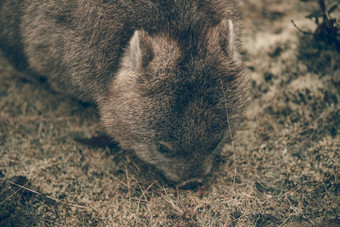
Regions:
[[0, 0, 248, 187]]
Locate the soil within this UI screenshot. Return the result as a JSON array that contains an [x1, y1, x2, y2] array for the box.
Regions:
[[0, 0, 339, 226]]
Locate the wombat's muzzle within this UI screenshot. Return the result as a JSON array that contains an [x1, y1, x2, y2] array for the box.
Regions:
[[175, 177, 203, 189]]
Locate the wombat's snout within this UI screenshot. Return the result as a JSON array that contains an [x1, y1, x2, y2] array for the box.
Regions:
[[176, 178, 204, 189], [174, 165, 212, 189]]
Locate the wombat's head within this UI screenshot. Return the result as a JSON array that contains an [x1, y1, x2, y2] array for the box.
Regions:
[[100, 19, 248, 187]]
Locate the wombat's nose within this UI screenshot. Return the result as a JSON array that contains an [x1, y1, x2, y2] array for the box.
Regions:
[[176, 178, 203, 189], [180, 181, 202, 190]]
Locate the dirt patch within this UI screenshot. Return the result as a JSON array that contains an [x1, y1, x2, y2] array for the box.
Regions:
[[0, 0, 339, 226]]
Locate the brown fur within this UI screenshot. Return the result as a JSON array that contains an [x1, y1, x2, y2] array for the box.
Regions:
[[0, 0, 248, 186]]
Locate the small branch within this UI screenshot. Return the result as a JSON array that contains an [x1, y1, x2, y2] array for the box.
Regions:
[[0, 178, 103, 215], [318, 0, 328, 20]]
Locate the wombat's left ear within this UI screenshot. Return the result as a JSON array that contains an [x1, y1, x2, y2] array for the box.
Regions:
[[124, 30, 154, 71]]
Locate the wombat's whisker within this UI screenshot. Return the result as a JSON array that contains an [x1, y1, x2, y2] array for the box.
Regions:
[[220, 78, 237, 192]]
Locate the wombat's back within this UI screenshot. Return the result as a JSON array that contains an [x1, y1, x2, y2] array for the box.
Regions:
[[0, 1, 28, 69], [0, 0, 241, 101]]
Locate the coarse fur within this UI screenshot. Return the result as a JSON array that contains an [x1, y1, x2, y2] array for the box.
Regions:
[[0, 0, 248, 186]]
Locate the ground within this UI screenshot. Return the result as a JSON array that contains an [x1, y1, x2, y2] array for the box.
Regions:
[[0, 0, 339, 226]]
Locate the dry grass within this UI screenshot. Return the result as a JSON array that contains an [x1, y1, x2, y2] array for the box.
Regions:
[[0, 0, 339, 226]]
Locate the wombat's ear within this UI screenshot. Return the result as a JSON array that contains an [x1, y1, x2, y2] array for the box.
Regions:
[[124, 30, 154, 71], [214, 19, 239, 61]]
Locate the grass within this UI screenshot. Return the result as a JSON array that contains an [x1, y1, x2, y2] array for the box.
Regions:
[[0, 0, 339, 226]]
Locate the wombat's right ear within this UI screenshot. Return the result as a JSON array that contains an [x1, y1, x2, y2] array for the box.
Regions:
[[212, 19, 240, 62], [124, 30, 154, 71]]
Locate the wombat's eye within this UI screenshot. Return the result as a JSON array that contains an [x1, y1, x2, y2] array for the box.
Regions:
[[158, 142, 172, 155]]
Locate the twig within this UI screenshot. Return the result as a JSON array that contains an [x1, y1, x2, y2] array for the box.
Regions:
[[318, 0, 328, 21], [0, 179, 30, 205], [0, 178, 103, 216], [126, 165, 132, 204]]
